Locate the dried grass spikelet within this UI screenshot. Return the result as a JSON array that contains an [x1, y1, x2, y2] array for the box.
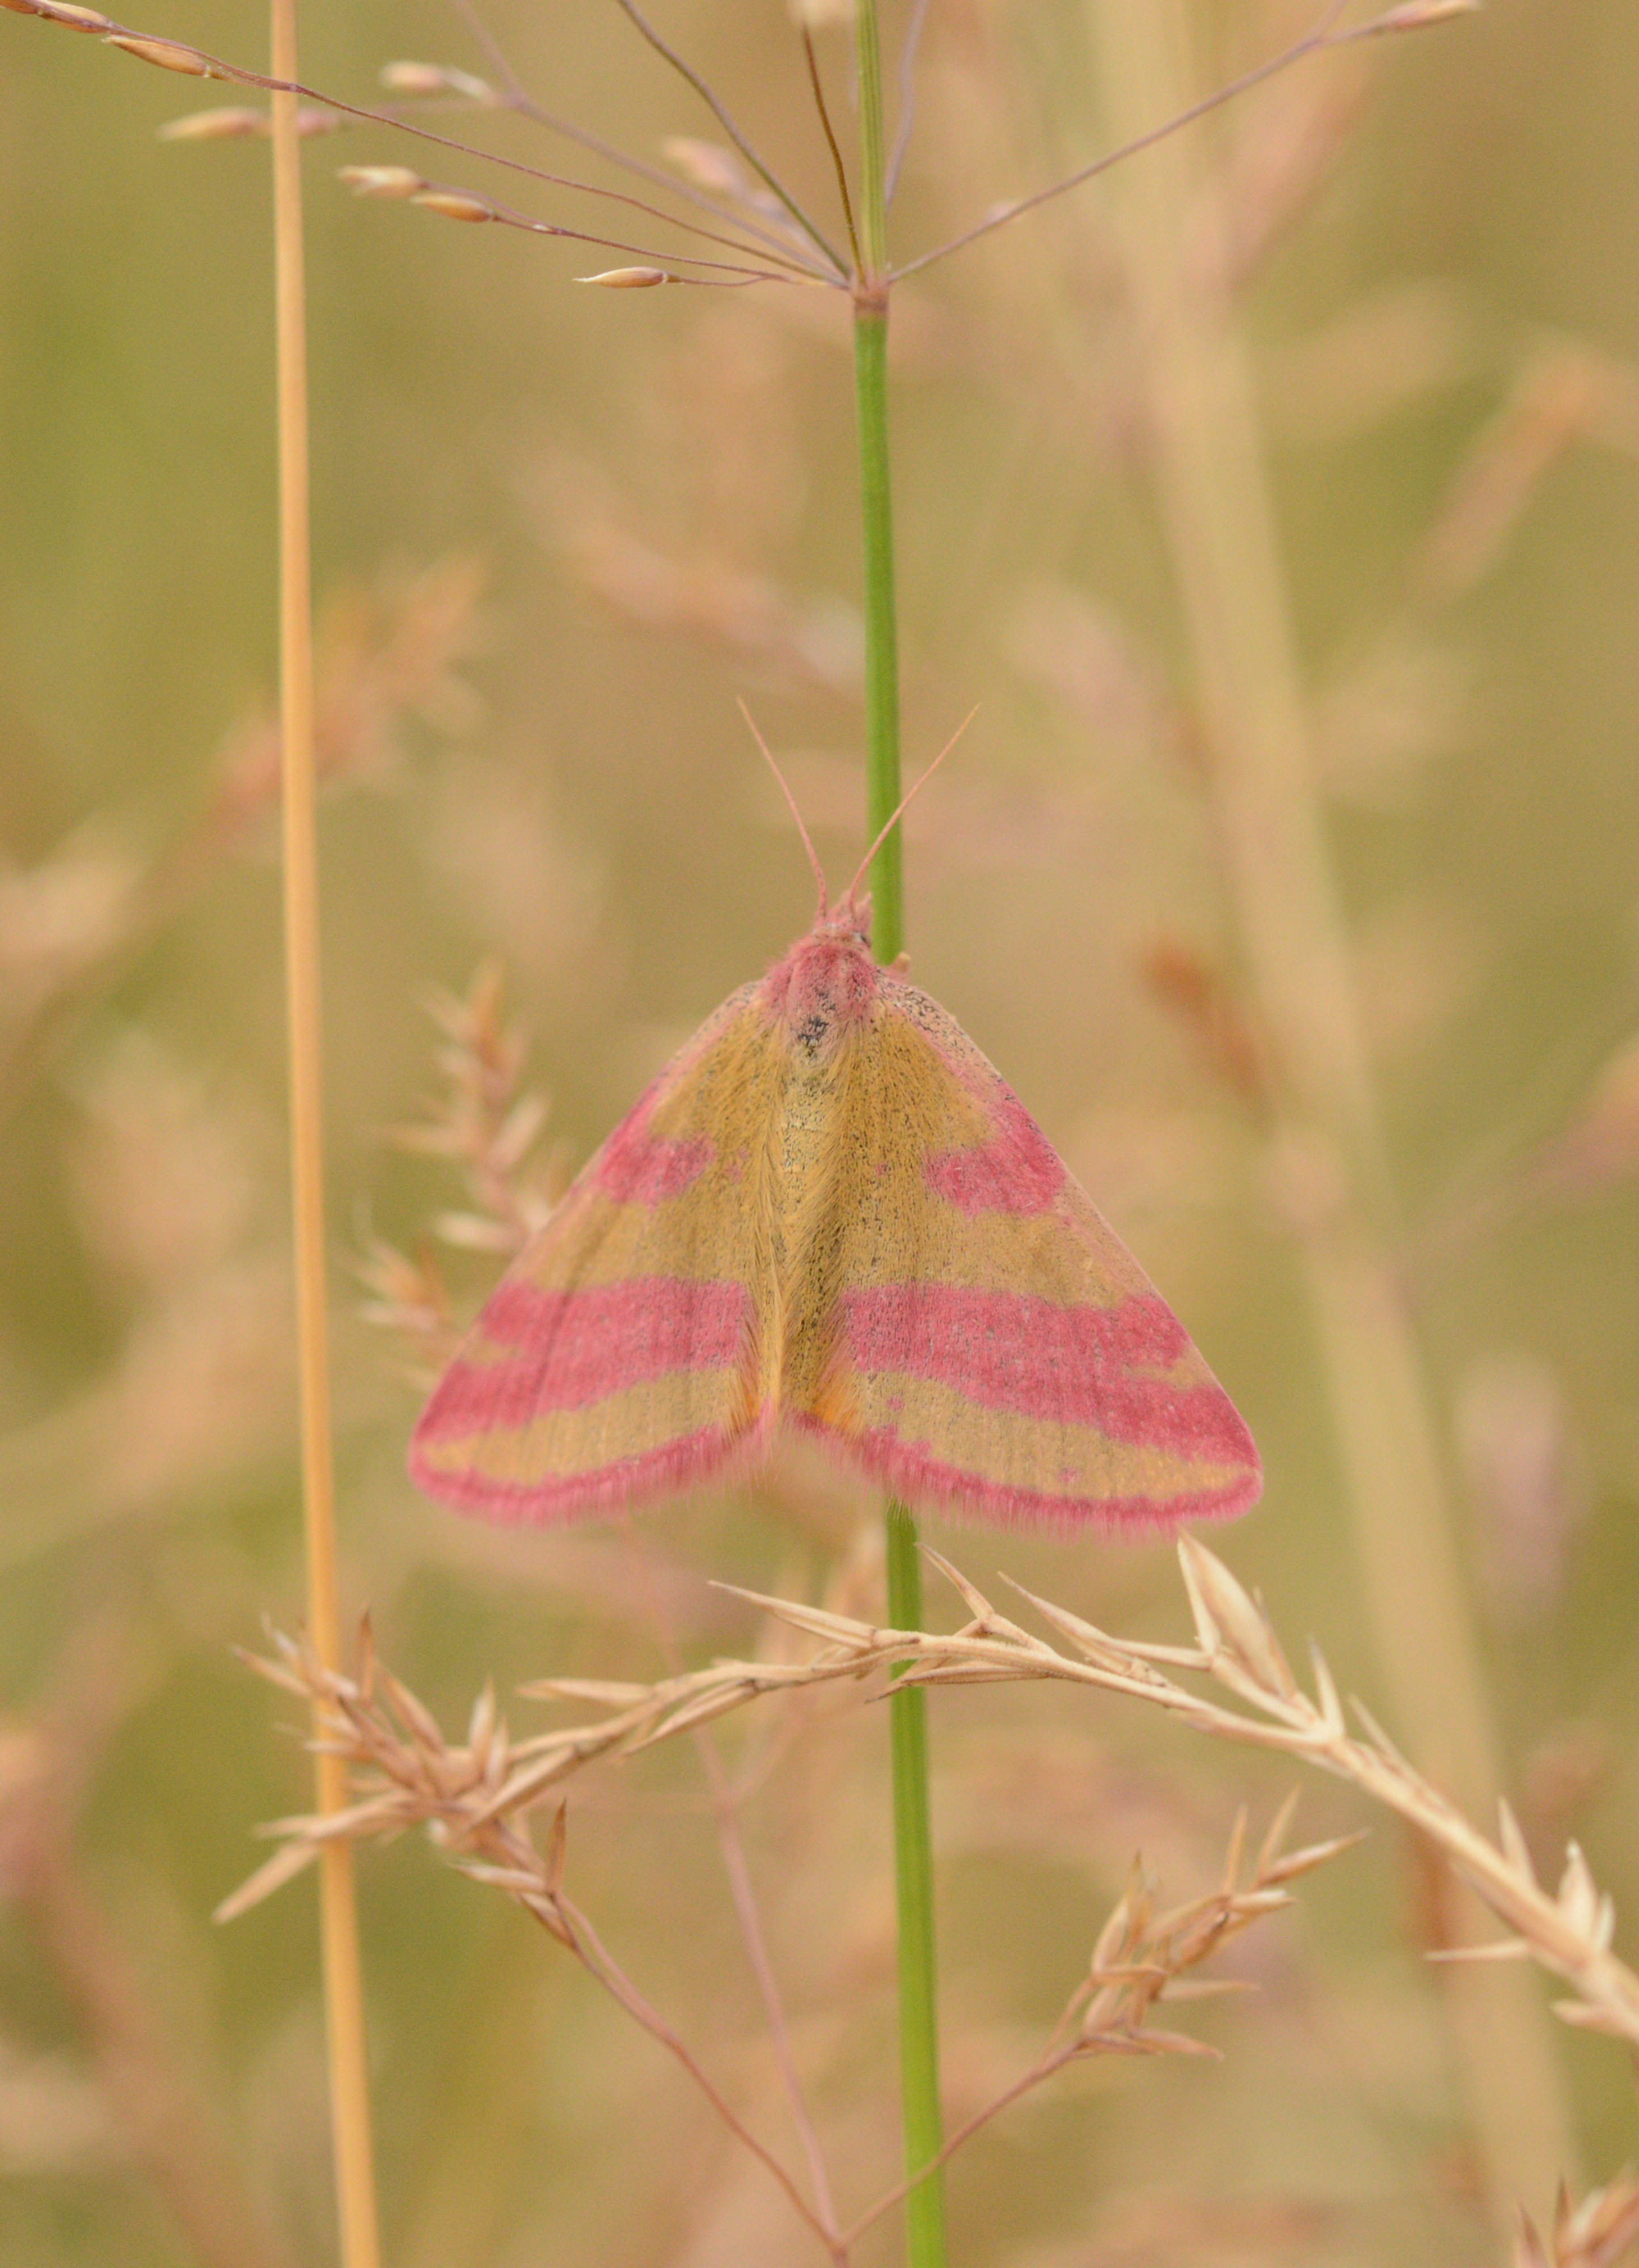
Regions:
[[378, 59, 497, 103], [1313, 633, 1475, 811], [1515, 2173, 1639, 2268], [161, 102, 341, 140], [0, 1, 112, 26], [577, 266, 670, 288], [358, 961, 565, 1377], [1058, 1802, 1354, 2064], [0, 822, 143, 1044], [662, 136, 771, 209], [1417, 339, 1630, 602], [66, 1029, 260, 1291], [104, 32, 210, 74], [159, 104, 264, 139], [222, 1619, 1347, 2195], [197, 555, 483, 853], [535, 454, 861, 691], [1006, 582, 1186, 769], [339, 164, 424, 200], [1532, 1033, 1639, 1195], [231, 1538, 1639, 2053], [1454, 1354, 1586, 1620], [1188, 66, 1370, 299], [353, 1235, 454, 1376], [411, 187, 495, 224], [1140, 937, 1269, 1106], [1393, 0, 1482, 23], [1268, 278, 1477, 445], [395, 959, 562, 1250], [225, 1542, 1639, 2244]]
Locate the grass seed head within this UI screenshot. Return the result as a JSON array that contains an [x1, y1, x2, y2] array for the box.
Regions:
[[105, 32, 210, 74], [577, 266, 670, 288], [380, 59, 497, 101], [22, 1, 113, 29], [159, 104, 263, 139], [378, 59, 450, 93], [1368, 0, 1480, 27], [339, 164, 424, 200], [411, 188, 495, 224]]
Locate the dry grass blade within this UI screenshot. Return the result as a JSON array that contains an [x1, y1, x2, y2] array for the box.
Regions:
[[223, 1539, 1639, 2252], [236, 1538, 1639, 2059], [221, 1531, 1639, 2077], [836, 1800, 1337, 2249], [216, 1643, 844, 2254]]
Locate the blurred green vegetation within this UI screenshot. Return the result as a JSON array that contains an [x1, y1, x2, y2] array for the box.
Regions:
[[1, 1, 1637, 2262]]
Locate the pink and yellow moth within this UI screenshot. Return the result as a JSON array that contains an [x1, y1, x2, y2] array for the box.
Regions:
[[409, 763, 1261, 1537]]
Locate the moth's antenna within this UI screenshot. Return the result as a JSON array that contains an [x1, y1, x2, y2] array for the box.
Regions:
[[737, 697, 829, 917], [846, 705, 979, 904]]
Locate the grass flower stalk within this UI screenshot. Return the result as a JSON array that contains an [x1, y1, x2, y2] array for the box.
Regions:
[[268, 10, 382, 2262], [852, 3, 946, 2259]]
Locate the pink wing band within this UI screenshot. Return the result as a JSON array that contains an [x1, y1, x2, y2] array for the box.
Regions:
[[843, 1284, 1254, 1465], [408, 1276, 753, 1522], [408, 1423, 740, 1524], [922, 1088, 1064, 1216], [414, 1277, 746, 1435], [807, 1421, 1261, 1534]]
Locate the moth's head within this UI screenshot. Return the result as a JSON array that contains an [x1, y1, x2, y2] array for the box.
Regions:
[[812, 887, 872, 951]]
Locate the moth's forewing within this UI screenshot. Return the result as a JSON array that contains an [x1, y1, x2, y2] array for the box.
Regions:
[[792, 974, 1262, 1531], [409, 984, 780, 1522]]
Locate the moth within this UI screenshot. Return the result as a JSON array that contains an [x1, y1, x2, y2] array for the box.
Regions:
[[410, 781, 1260, 1535]]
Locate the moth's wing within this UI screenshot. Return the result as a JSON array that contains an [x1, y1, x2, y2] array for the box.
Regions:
[[409, 984, 782, 1523], [792, 979, 1261, 1532]]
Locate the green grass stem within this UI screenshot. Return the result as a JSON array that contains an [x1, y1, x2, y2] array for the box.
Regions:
[[852, 4, 947, 2261], [882, 1505, 945, 2265]]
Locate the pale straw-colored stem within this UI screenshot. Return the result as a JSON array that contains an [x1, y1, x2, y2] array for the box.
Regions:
[[1086, 0, 1576, 2222], [268, 12, 382, 2264]]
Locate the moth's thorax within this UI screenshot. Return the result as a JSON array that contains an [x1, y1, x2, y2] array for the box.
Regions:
[[762, 908, 880, 1059]]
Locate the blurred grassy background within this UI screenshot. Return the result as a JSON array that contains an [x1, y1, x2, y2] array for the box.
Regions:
[[2, 0, 1637, 2261]]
